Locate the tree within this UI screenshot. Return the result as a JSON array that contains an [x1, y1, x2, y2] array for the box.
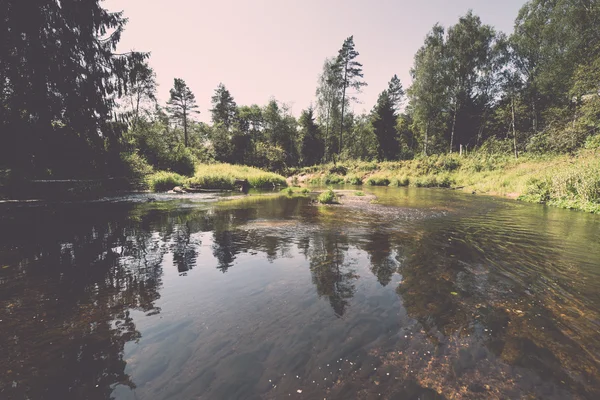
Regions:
[[335, 36, 367, 156], [315, 58, 343, 162], [371, 88, 400, 161], [387, 74, 405, 111], [125, 62, 157, 130], [445, 11, 496, 152], [210, 83, 237, 129], [408, 25, 448, 155], [299, 106, 324, 166], [166, 78, 199, 147], [0, 0, 148, 177]]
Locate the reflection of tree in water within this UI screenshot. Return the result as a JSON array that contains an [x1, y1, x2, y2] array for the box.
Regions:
[[362, 229, 399, 287], [171, 221, 198, 275], [0, 203, 169, 399], [305, 230, 357, 317]]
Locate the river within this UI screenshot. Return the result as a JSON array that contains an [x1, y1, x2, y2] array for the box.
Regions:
[[1, 187, 599, 399]]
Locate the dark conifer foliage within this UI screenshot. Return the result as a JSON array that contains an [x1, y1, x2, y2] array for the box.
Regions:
[[0, 0, 148, 177]]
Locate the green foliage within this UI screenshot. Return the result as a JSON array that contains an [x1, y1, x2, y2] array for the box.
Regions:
[[301, 188, 310, 194], [283, 187, 294, 196], [372, 87, 400, 160], [299, 107, 325, 166], [146, 171, 187, 192], [166, 78, 199, 147], [120, 152, 154, 180], [1, 0, 148, 178], [366, 176, 391, 186], [318, 189, 338, 204], [585, 135, 600, 149], [187, 163, 287, 190], [390, 176, 410, 187], [329, 165, 347, 175], [323, 174, 345, 185], [210, 83, 237, 128], [355, 191, 365, 196], [345, 175, 363, 185]]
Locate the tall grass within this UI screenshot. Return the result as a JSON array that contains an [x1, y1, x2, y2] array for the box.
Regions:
[[189, 164, 287, 189], [147, 163, 288, 192], [290, 149, 600, 213]]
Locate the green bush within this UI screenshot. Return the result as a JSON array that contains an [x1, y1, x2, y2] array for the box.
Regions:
[[584, 135, 600, 149], [355, 191, 365, 196], [301, 188, 310, 194], [390, 176, 410, 187], [166, 145, 197, 176], [323, 174, 345, 184], [120, 152, 153, 180], [366, 176, 390, 186], [283, 187, 294, 196], [318, 189, 337, 204], [329, 165, 347, 175], [146, 171, 187, 192], [520, 178, 552, 203], [345, 175, 363, 185]]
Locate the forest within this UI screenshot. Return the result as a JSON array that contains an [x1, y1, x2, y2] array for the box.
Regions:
[[0, 0, 599, 207]]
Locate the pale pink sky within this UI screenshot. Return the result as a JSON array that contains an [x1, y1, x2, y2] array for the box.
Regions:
[[104, 0, 527, 122]]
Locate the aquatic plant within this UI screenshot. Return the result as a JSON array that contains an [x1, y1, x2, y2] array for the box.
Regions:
[[318, 189, 337, 204]]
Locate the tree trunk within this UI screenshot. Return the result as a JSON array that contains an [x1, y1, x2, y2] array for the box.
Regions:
[[339, 58, 349, 156], [183, 110, 188, 147], [424, 121, 429, 156], [324, 95, 331, 163], [512, 97, 518, 159], [450, 99, 457, 153]]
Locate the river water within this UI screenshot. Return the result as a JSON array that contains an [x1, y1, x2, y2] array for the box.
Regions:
[[1, 188, 599, 399]]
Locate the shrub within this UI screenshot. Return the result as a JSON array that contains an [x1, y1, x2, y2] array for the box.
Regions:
[[346, 175, 363, 185], [366, 176, 390, 186], [329, 165, 347, 175], [120, 152, 153, 180], [355, 191, 365, 196], [283, 187, 294, 196], [520, 177, 552, 203], [166, 145, 197, 176], [301, 188, 310, 194], [390, 176, 409, 187], [584, 135, 600, 149], [318, 189, 337, 204], [146, 171, 187, 192], [323, 174, 345, 184]]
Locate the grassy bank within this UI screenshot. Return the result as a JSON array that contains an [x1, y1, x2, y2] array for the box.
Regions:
[[146, 163, 287, 192], [289, 150, 600, 214]]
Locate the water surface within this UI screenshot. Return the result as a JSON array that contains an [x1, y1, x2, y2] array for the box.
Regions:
[[1, 188, 600, 399]]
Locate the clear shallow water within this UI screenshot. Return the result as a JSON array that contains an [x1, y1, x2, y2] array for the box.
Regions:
[[1, 188, 600, 400]]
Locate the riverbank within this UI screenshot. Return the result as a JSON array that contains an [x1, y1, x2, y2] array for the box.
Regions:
[[288, 150, 600, 214]]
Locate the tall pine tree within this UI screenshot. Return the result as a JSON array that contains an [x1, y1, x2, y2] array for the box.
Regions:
[[210, 83, 238, 129], [166, 78, 199, 147], [335, 36, 367, 156]]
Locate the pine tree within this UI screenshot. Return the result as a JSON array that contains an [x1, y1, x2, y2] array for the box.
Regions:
[[299, 106, 324, 166], [371, 90, 400, 161], [335, 36, 367, 156], [210, 83, 238, 129], [0, 0, 148, 176], [166, 78, 199, 147], [387, 74, 405, 111]]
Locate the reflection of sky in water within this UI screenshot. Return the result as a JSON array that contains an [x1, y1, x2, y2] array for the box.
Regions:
[[1, 189, 600, 400]]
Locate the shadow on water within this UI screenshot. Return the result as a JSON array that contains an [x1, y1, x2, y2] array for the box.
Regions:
[[0, 189, 599, 399]]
